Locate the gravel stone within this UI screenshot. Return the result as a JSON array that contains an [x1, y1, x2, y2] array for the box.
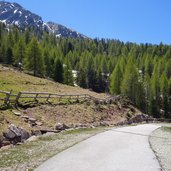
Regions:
[[149, 127, 171, 171]]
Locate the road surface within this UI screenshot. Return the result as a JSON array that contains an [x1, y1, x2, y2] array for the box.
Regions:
[[35, 124, 161, 171]]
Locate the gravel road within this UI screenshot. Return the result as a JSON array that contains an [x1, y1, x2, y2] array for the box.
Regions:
[[35, 124, 161, 171], [149, 125, 171, 171]]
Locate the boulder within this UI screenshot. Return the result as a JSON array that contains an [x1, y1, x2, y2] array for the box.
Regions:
[[3, 124, 30, 144], [18, 128, 30, 140], [54, 123, 69, 130], [3, 130, 16, 140], [9, 124, 21, 137]]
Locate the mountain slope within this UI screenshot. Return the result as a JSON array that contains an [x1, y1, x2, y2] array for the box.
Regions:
[[0, 1, 87, 38], [45, 22, 87, 38], [0, 1, 43, 29], [0, 65, 141, 135]]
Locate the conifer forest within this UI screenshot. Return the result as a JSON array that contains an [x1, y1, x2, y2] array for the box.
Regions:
[[0, 23, 171, 118]]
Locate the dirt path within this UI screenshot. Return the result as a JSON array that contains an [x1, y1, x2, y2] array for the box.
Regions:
[[35, 124, 161, 171]]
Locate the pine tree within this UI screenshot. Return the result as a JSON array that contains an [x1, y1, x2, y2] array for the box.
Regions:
[[160, 73, 169, 117], [44, 49, 52, 77], [13, 27, 19, 43], [0, 44, 6, 63], [110, 63, 122, 95], [144, 56, 153, 77], [63, 60, 74, 86], [149, 63, 160, 117], [121, 59, 139, 103], [25, 37, 44, 76], [135, 79, 146, 112], [165, 59, 171, 79], [5, 47, 13, 64], [54, 58, 63, 83], [13, 38, 25, 65], [87, 56, 96, 89], [77, 68, 87, 88], [0, 22, 3, 42], [101, 57, 108, 75], [7, 30, 14, 48], [24, 29, 31, 44], [94, 67, 106, 92], [144, 73, 151, 114]]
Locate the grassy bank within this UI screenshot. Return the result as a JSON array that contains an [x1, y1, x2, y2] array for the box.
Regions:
[[0, 127, 109, 171]]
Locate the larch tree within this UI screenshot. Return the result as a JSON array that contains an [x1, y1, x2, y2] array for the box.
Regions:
[[13, 37, 25, 65], [54, 58, 63, 83], [63, 60, 74, 86], [121, 58, 139, 104], [110, 62, 122, 95], [25, 37, 44, 76], [160, 73, 169, 117]]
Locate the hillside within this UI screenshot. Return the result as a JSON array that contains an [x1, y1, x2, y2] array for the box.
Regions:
[[0, 65, 143, 136], [0, 65, 108, 98]]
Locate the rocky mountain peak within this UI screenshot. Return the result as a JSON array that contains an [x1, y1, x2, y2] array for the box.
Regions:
[[0, 1, 87, 38]]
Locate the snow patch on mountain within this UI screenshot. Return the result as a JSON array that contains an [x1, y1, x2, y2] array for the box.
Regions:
[[0, 1, 88, 39]]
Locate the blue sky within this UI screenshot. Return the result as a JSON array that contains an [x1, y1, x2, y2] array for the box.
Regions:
[[5, 0, 171, 44]]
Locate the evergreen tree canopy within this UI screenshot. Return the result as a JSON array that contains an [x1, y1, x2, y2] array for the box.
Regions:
[[110, 63, 122, 95], [54, 58, 63, 83], [0, 22, 171, 118], [25, 37, 44, 76]]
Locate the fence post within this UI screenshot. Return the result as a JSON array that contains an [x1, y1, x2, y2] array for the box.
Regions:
[[5, 89, 12, 105], [15, 92, 21, 104], [34, 93, 39, 101], [46, 94, 51, 102], [68, 95, 71, 102], [59, 96, 62, 102]]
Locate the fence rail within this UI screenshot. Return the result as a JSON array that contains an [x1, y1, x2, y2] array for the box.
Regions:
[[0, 90, 118, 105]]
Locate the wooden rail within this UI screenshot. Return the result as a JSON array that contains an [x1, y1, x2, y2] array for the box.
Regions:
[[0, 90, 118, 105]]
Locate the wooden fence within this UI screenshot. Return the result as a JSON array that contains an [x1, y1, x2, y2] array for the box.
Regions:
[[0, 90, 118, 105]]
